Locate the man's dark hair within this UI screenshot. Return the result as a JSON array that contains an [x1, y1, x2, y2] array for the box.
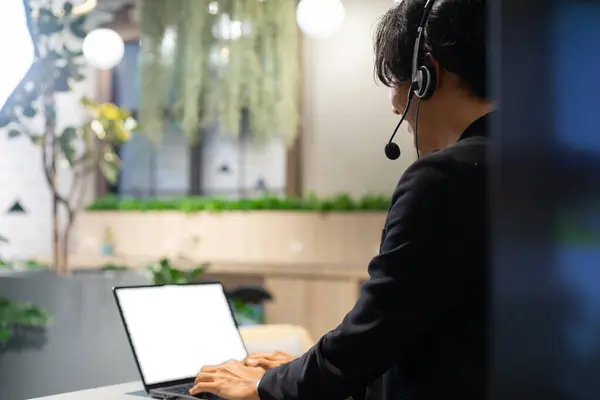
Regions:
[[374, 0, 487, 100]]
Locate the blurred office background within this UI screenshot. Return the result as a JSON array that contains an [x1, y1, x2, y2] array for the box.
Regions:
[[0, 0, 599, 399], [0, 1, 412, 398]]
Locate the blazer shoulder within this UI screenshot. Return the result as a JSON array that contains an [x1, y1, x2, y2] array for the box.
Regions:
[[435, 135, 490, 166], [391, 137, 489, 207], [389, 153, 453, 210], [409, 136, 489, 181]]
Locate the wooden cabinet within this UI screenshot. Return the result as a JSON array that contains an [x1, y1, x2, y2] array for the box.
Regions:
[[207, 273, 362, 340]]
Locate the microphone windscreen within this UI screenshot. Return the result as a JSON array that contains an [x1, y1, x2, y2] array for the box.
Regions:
[[384, 142, 401, 160]]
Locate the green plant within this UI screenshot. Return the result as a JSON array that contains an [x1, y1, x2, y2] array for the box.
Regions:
[[0, 259, 49, 270], [139, 0, 300, 145], [0, 297, 51, 343], [0, 2, 137, 273], [145, 258, 209, 285], [86, 193, 392, 213], [230, 299, 264, 326], [100, 264, 129, 272]]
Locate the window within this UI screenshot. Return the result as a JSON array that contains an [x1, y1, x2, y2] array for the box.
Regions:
[[110, 41, 288, 198]]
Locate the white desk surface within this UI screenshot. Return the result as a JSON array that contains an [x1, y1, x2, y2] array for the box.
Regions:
[[29, 381, 145, 400]]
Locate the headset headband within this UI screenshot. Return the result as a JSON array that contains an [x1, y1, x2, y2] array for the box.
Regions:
[[411, 0, 437, 86]]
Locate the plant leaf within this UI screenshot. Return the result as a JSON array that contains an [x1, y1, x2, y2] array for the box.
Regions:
[[0, 327, 12, 343], [58, 127, 78, 166], [47, 50, 63, 61], [102, 264, 127, 271], [187, 264, 208, 282], [68, 60, 85, 81], [15, 304, 50, 326], [63, 2, 74, 16], [53, 67, 71, 92], [170, 269, 183, 283], [99, 152, 120, 184], [159, 264, 172, 284], [29, 134, 44, 146], [69, 16, 87, 38], [159, 258, 170, 268], [22, 105, 37, 118], [37, 9, 64, 35], [64, 45, 84, 59]]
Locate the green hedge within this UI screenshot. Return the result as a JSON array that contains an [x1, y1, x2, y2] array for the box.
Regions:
[[86, 194, 392, 213]]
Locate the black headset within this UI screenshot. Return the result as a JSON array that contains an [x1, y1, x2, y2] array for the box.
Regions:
[[384, 0, 438, 161]]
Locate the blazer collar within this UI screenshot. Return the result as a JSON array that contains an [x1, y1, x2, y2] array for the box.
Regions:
[[457, 112, 492, 142]]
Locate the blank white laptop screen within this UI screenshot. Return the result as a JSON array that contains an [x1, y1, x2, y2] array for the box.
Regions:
[[115, 283, 248, 386]]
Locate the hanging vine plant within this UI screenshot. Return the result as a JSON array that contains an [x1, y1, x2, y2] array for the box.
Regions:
[[138, 0, 172, 146], [138, 0, 301, 146]]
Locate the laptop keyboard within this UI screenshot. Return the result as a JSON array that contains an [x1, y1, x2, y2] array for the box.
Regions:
[[163, 383, 215, 399]]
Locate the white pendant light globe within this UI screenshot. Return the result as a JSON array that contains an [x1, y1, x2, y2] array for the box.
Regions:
[[82, 28, 125, 70], [296, 0, 345, 39]]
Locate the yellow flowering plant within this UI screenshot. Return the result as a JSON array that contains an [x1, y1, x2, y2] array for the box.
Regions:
[[79, 97, 138, 184], [81, 97, 137, 144], [0, 1, 138, 274]]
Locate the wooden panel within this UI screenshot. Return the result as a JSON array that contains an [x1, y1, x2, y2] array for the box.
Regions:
[[74, 211, 385, 267], [264, 276, 361, 341], [264, 277, 308, 328], [305, 279, 359, 339]]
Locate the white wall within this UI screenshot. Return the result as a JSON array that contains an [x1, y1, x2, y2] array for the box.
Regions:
[[301, 0, 415, 197], [0, 67, 98, 260]]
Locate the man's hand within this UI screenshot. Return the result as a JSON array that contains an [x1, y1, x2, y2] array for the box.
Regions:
[[190, 360, 265, 400], [243, 351, 296, 370]]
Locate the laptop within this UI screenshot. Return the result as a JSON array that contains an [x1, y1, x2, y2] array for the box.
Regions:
[[113, 282, 248, 399]]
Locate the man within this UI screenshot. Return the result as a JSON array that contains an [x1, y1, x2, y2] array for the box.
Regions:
[[191, 0, 491, 399]]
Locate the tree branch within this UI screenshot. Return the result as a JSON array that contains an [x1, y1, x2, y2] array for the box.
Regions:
[[71, 165, 93, 223], [40, 128, 70, 210]]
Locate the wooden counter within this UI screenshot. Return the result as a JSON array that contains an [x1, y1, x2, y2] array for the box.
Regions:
[[46, 254, 369, 341], [60, 210, 383, 340]]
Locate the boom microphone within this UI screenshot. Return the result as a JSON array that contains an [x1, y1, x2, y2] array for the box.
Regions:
[[384, 90, 414, 160]]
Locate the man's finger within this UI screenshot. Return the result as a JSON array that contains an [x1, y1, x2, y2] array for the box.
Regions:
[[245, 358, 278, 369], [247, 352, 277, 359], [194, 372, 217, 384], [189, 381, 218, 396], [200, 365, 219, 373], [244, 357, 265, 366]]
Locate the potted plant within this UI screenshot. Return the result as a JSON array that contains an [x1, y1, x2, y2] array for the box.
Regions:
[[0, 297, 51, 349], [144, 257, 209, 285], [227, 286, 273, 326]]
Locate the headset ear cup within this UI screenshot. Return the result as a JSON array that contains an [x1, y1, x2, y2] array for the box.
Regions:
[[415, 67, 428, 98], [416, 65, 436, 100], [420, 56, 438, 100]]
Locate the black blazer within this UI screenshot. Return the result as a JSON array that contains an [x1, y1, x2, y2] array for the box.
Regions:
[[257, 114, 490, 400]]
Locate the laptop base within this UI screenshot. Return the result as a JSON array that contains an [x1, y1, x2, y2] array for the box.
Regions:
[[150, 385, 218, 400]]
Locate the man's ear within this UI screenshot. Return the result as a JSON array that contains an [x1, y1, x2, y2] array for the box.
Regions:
[[425, 52, 441, 88]]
